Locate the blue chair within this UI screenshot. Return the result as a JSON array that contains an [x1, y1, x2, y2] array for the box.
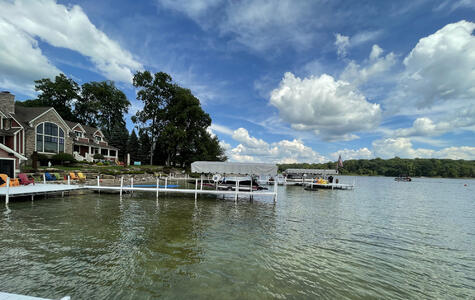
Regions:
[[45, 172, 56, 181]]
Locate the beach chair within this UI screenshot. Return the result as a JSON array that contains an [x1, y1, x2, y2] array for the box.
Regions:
[[45, 172, 56, 181], [69, 172, 79, 180], [0, 174, 20, 187], [53, 173, 62, 181], [77, 172, 86, 182], [18, 173, 35, 185]]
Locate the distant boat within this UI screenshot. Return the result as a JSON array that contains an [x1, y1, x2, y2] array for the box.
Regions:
[[395, 175, 412, 182]]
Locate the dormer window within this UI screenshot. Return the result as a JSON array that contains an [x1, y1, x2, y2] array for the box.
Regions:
[[75, 131, 83, 138], [95, 135, 102, 142]]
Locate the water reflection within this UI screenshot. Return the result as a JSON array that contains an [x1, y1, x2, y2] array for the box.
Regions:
[[0, 177, 474, 299]]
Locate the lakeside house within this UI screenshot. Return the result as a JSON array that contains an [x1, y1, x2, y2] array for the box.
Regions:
[[0, 91, 118, 177]]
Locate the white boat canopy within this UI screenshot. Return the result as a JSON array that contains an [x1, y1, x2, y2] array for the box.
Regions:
[[284, 168, 338, 175], [191, 161, 278, 175]]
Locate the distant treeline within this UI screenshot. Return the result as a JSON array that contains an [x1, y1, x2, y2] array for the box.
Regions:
[[279, 158, 475, 178]]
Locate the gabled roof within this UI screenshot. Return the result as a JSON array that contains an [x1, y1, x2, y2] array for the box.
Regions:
[[0, 143, 27, 161], [13, 104, 50, 127]]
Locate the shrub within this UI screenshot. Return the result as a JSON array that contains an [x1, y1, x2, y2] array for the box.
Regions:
[[51, 153, 76, 165], [94, 153, 104, 160]]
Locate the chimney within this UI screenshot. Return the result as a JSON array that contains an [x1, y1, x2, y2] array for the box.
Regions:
[[0, 91, 15, 114]]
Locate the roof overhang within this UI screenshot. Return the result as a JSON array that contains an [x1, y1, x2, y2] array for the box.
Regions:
[[28, 108, 70, 133], [284, 169, 338, 175], [0, 143, 27, 161]]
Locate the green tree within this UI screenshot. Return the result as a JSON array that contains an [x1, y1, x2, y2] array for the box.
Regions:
[[107, 121, 129, 161], [132, 71, 174, 165], [76, 81, 130, 136], [34, 73, 80, 121], [138, 129, 151, 164], [127, 130, 139, 163]]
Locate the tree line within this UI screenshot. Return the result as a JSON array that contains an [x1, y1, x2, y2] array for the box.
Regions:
[[18, 72, 226, 166], [279, 157, 475, 178]]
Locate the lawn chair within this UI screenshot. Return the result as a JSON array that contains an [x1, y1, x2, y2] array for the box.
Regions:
[[77, 172, 86, 182], [45, 172, 56, 181], [69, 172, 79, 180], [0, 174, 20, 187], [18, 173, 35, 185], [53, 173, 62, 181]]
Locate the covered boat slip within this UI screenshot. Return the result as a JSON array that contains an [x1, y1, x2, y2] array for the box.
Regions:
[[284, 168, 339, 185], [191, 161, 278, 201]]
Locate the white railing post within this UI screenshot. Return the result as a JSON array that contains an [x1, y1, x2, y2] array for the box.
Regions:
[[43, 173, 46, 184], [200, 176, 203, 190], [235, 177, 238, 202], [97, 175, 100, 186], [156, 177, 159, 200], [195, 178, 198, 201], [273, 178, 278, 203], [67, 175, 71, 186], [6, 177, 10, 204], [165, 178, 167, 189], [250, 176, 253, 200], [120, 176, 123, 199]]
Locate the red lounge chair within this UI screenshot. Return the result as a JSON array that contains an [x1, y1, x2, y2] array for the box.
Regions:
[[18, 173, 35, 185]]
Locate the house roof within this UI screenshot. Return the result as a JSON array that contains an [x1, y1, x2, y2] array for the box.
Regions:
[[13, 104, 50, 127], [66, 121, 117, 150], [0, 143, 27, 161]]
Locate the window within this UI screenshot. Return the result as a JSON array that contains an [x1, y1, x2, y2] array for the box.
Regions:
[[95, 135, 102, 142], [36, 122, 65, 153], [109, 150, 116, 157], [101, 149, 108, 156], [75, 131, 83, 138]]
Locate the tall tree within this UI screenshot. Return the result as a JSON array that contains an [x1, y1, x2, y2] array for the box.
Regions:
[[127, 130, 139, 163], [76, 81, 130, 136], [107, 120, 129, 161], [138, 129, 151, 164], [34, 73, 80, 121], [132, 71, 174, 165]]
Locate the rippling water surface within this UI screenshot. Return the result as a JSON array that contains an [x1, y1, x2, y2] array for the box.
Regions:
[[1, 176, 474, 299]]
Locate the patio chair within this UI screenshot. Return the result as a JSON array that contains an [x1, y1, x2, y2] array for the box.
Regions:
[[0, 174, 20, 187], [77, 172, 86, 182], [53, 173, 62, 181], [69, 172, 79, 180], [18, 173, 35, 185], [45, 172, 56, 181]]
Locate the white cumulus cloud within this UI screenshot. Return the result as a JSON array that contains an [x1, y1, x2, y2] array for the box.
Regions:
[[226, 128, 328, 163], [395, 20, 475, 109], [0, 18, 60, 95], [270, 72, 382, 141], [0, 0, 142, 87], [372, 137, 475, 160], [330, 148, 373, 160]]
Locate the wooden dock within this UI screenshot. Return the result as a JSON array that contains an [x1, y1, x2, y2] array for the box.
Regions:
[[0, 184, 82, 203], [303, 182, 355, 190]]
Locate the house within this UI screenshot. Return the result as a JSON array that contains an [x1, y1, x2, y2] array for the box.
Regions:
[[0, 91, 118, 177]]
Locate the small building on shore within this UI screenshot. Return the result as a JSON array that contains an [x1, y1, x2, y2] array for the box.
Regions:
[[0, 91, 118, 176]]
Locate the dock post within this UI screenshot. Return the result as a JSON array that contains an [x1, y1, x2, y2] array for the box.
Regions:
[[195, 179, 198, 201], [250, 176, 253, 201], [131, 177, 134, 195], [6, 177, 10, 204], [67, 175, 70, 186], [43, 173, 46, 184], [156, 177, 159, 200], [273, 178, 277, 203], [31, 194, 34, 201], [97, 176, 100, 186], [165, 178, 167, 189], [200, 177, 203, 190], [120, 176, 123, 199], [97, 175, 100, 195], [235, 179, 238, 202]]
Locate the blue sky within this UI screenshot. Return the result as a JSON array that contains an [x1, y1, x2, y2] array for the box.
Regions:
[[1, 0, 474, 163]]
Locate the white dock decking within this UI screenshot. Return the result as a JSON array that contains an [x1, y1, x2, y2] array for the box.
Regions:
[[1, 177, 278, 204], [0, 292, 69, 300]]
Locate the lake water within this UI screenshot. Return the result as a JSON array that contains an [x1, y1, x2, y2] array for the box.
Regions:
[[1, 176, 474, 299]]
